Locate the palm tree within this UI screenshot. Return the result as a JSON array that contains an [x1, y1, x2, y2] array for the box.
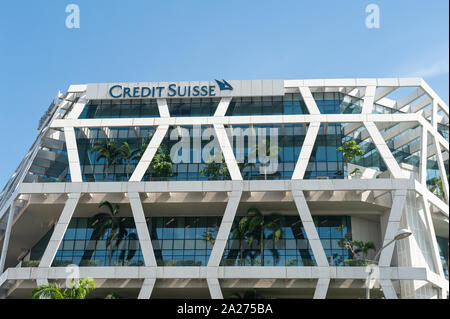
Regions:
[[91, 139, 124, 181], [31, 277, 95, 299], [336, 225, 376, 265], [230, 217, 252, 265], [84, 201, 128, 266], [118, 142, 141, 179], [118, 232, 139, 266], [353, 240, 376, 261], [245, 208, 284, 266]]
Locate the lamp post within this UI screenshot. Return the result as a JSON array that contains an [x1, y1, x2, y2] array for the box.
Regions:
[[366, 228, 412, 299]]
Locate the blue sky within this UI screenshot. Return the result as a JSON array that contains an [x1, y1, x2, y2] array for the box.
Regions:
[[0, 0, 448, 188]]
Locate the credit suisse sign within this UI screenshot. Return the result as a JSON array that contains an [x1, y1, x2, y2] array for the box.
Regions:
[[85, 79, 284, 100], [109, 80, 232, 98]]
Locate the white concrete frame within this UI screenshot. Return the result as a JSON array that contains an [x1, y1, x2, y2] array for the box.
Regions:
[[39, 193, 81, 268], [138, 278, 156, 299], [128, 193, 157, 267], [291, 190, 328, 266], [378, 190, 407, 267], [207, 190, 242, 267], [0, 78, 448, 299], [292, 122, 320, 179]]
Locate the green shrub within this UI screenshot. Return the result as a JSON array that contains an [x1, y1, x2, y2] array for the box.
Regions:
[[21, 260, 40, 267]]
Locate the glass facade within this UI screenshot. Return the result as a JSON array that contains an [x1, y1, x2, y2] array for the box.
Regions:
[[306, 123, 346, 179], [24, 142, 70, 183], [224, 93, 363, 116], [28, 216, 221, 267], [352, 137, 388, 172], [426, 155, 447, 200], [75, 127, 155, 182], [79, 99, 159, 118], [225, 94, 309, 116], [28, 215, 352, 267], [438, 123, 449, 142], [167, 98, 220, 117], [29, 218, 144, 267], [150, 216, 221, 266], [55, 218, 143, 267], [226, 124, 305, 180], [72, 122, 432, 183], [11, 92, 446, 188], [221, 215, 352, 266], [312, 92, 362, 114], [71, 93, 432, 183], [143, 126, 229, 182]]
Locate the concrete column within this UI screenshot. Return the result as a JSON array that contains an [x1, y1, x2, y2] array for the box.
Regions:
[[292, 122, 320, 179], [380, 279, 398, 299], [138, 278, 156, 299], [64, 127, 83, 182], [298, 87, 320, 114], [292, 190, 329, 266], [379, 190, 407, 267], [214, 97, 232, 116], [128, 193, 157, 267], [420, 196, 445, 277], [66, 94, 87, 119], [313, 278, 330, 299], [207, 190, 242, 266], [397, 190, 441, 298], [156, 99, 170, 117], [39, 193, 81, 267], [361, 86, 376, 113], [419, 127, 428, 185], [214, 124, 242, 180], [207, 278, 223, 299]]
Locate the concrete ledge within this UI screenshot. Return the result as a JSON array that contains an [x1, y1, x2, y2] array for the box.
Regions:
[[18, 179, 414, 195], [50, 114, 423, 128], [1, 266, 431, 281]]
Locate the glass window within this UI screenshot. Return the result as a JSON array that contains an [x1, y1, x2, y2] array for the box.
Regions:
[[221, 215, 352, 267]]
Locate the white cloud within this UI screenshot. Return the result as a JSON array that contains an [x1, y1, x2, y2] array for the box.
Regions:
[[410, 58, 449, 78], [394, 43, 449, 80]]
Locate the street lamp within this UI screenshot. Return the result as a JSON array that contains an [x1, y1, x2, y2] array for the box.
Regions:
[[366, 228, 412, 299]]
